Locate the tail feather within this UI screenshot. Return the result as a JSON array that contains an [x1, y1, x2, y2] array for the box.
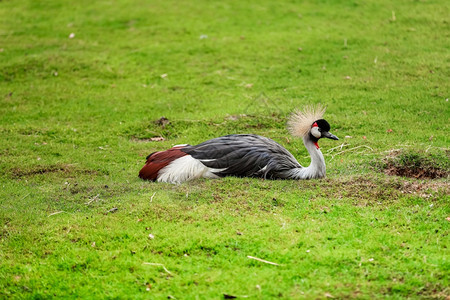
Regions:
[[139, 147, 188, 181]]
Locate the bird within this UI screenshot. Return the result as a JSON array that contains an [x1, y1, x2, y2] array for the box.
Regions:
[[139, 105, 339, 184]]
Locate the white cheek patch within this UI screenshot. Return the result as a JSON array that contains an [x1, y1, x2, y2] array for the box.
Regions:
[[311, 126, 321, 138]]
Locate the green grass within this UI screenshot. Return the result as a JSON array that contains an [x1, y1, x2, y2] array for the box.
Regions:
[[1, 0, 449, 298]]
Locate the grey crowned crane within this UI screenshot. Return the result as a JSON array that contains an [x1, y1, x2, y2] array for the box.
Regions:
[[139, 105, 338, 184]]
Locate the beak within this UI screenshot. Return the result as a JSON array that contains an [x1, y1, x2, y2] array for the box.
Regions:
[[322, 131, 339, 140]]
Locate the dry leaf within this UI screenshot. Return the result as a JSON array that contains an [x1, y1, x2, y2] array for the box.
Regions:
[[107, 207, 118, 213], [150, 136, 165, 142]]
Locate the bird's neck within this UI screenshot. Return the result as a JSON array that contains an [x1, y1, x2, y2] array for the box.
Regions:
[[290, 135, 326, 179]]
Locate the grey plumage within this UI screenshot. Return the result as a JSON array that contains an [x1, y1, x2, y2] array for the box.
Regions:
[[182, 134, 302, 179]]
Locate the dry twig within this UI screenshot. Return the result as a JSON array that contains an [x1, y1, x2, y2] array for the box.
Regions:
[[143, 262, 173, 275], [326, 143, 349, 153], [333, 145, 374, 156], [247, 256, 280, 266], [48, 211, 65, 217], [85, 194, 100, 206], [327, 145, 374, 160]]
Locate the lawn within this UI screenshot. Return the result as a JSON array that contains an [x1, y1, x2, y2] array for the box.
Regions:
[[0, 0, 449, 298]]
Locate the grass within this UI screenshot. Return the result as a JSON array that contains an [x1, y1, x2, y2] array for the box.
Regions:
[[0, 0, 449, 298]]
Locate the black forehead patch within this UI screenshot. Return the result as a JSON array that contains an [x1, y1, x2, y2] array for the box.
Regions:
[[314, 119, 331, 131]]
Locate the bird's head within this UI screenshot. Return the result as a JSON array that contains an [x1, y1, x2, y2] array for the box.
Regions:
[[310, 119, 339, 140], [309, 119, 339, 149], [288, 105, 339, 149]]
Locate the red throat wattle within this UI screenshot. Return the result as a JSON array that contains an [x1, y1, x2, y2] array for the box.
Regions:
[[312, 122, 319, 149]]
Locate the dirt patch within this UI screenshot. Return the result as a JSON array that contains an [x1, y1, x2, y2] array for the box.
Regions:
[[124, 114, 286, 143], [381, 150, 449, 179], [130, 136, 166, 143], [317, 177, 402, 203], [301, 175, 449, 203], [155, 117, 170, 127], [400, 180, 449, 199], [384, 164, 447, 179], [10, 164, 98, 179]]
